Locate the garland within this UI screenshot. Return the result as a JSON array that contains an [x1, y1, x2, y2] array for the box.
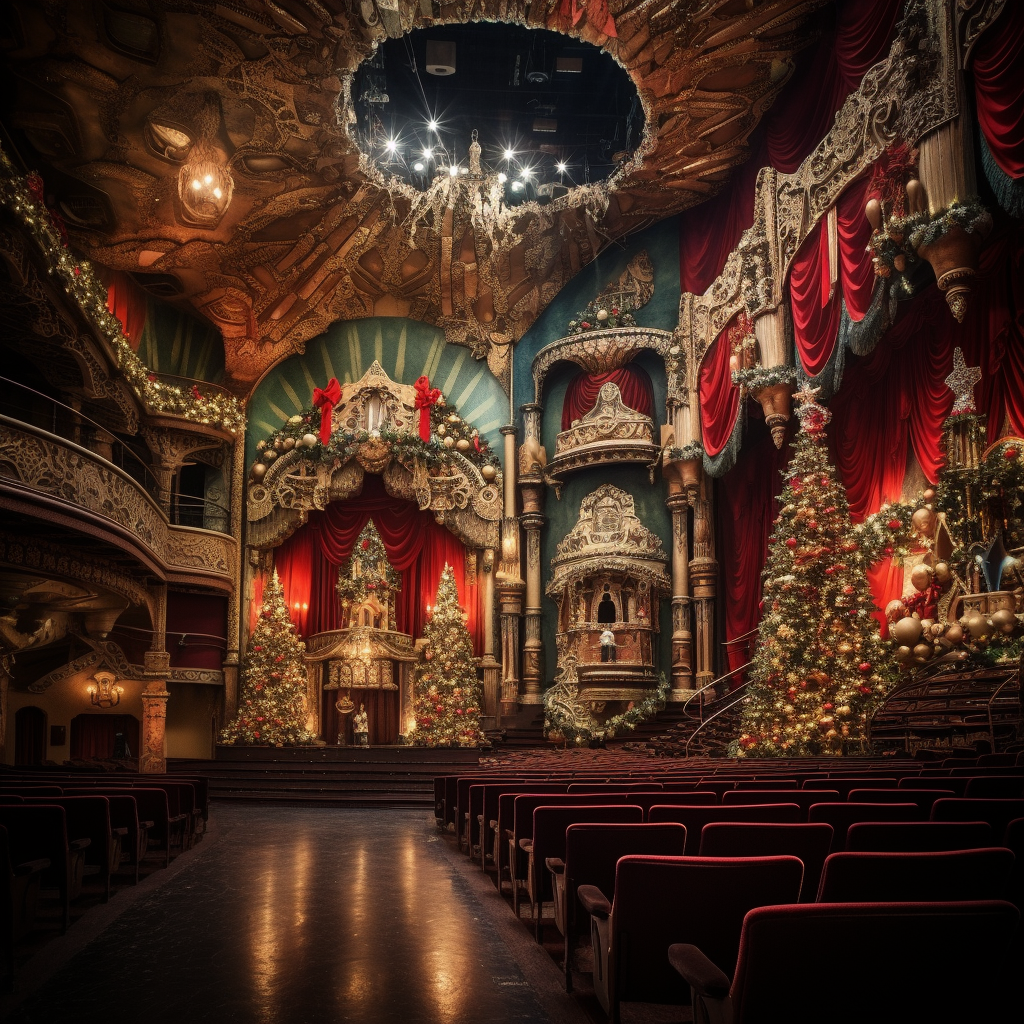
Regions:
[[0, 146, 245, 435], [668, 441, 704, 463], [851, 500, 921, 566], [730, 365, 800, 390], [543, 673, 669, 746], [567, 297, 637, 334], [907, 197, 992, 250]]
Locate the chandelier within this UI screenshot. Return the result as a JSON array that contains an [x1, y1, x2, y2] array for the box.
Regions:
[[87, 669, 124, 708], [177, 134, 233, 226]]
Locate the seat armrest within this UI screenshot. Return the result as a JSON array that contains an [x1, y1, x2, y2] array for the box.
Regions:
[[519, 838, 533, 853], [69, 838, 91, 851], [140, 820, 155, 829], [577, 885, 611, 920], [545, 857, 565, 875], [489, 820, 497, 830], [168, 814, 187, 824], [668, 943, 731, 999], [111, 827, 129, 837], [15, 858, 50, 875]]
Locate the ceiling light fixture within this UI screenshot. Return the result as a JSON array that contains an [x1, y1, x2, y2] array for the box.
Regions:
[[413, 161, 425, 172], [556, 162, 567, 174], [421, 148, 433, 160], [385, 139, 398, 153], [177, 132, 233, 226], [87, 669, 124, 709], [427, 120, 439, 132], [503, 148, 515, 161]]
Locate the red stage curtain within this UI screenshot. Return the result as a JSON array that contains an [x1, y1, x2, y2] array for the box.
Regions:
[[972, 3, 1024, 178], [679, 143, 764, 296], [167, 592, 227, 669], [789, 176, 873, 376], [99, 268, 148, 349], [274, 476, 481, 652], [699, 318, 742, 458], [561, 364, 654, 430], [867, 558, 905, 638], [70, 714, 140, 760], [716, 413, 794, 682], [765, 0, 904, 173]]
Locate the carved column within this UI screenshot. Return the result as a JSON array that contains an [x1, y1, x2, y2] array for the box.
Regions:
[[141, 582, 170, 773], [689, 472, 718, 691], [497, 425, 524, 719], [479, 548, 500, 725], [518, 404, 546, 705], [666, 489, 694, 697], [222, 437, 245, 724], [751, 305, 795, 448]]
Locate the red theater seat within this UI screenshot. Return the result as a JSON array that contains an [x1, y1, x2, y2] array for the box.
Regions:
[[649, 804, 802, 854], [807, 802, 922, 852], [845, 820, 994, 852], [930, 797, 1024, 840]]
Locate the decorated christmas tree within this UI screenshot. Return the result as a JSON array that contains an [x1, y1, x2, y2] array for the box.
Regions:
[[220, 569, 317, 746], [336, 519, 401, 628], [411, 564, 484, 747], [738, 386, 897, 756]]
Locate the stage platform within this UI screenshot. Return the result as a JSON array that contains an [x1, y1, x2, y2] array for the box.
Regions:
[[169, 745, 485, 807]]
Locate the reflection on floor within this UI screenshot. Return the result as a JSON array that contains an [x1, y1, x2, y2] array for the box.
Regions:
[[8, 806, 555, 1024]]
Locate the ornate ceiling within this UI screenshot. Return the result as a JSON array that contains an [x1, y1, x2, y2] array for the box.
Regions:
[[1, 0, 828, 393]]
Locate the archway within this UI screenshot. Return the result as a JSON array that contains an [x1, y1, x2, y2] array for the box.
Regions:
[[70, 714, 140, 760], [14, 706, 46, 765]]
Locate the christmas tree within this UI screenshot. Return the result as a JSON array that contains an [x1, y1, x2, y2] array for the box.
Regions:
[[220, 569, 317, 746], [336, 519, 401, 628], [738, 386, 897, 756], [411, 564, 484, 747]]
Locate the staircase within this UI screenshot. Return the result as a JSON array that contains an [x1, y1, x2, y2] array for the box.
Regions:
[[485, 708, 548, 748], [870, 663, 1021, 754], [168, 746, 483, 806]]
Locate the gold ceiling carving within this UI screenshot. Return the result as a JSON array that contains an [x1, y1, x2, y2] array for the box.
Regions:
[[4, 0, 826, 391]]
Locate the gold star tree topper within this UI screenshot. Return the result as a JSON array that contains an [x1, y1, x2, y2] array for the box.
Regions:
[[944, 347, 982, 415]]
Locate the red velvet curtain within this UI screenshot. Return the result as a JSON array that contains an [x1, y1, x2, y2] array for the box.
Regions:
[[716, 413, 794, 682], [70, 715, 140, 759], [765, 0, 904, 173], [561, 364, 654, 430], [699, 318, 742, 457], [789, 176, 874, 376], [99, 268, 148, 349], [972, 3, 1024, 178], [830, 226, 1024, 523], [167, 592, 227, 669], [273, 476, 482, 652]]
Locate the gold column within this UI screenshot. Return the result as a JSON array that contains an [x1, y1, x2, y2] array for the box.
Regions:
[[666, 489, 694, 697], [752, 306, 795, 449], [518, 404, 545, 705], [689, 472, 718, 691], [141, 582, 170, 773], [479, 548, 500, 725], [222, 436, 246, 723], [497, 424, 525, 718]]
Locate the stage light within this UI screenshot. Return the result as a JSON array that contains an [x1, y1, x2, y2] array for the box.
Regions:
[[427, 120, 439, 132], [503, 148, 515, 160], [413, 161, 425, 172], [421, 148, 433, 160], [384, 139, 397, 153], [556, 162, 567, 174], [519, 167, 532, 179]]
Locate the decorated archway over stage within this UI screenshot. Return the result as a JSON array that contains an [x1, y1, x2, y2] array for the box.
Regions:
[[244, 361, 503, 744]]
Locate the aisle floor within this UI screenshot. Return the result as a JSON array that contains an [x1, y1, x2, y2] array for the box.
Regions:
[[7, 806, 563, 1024]]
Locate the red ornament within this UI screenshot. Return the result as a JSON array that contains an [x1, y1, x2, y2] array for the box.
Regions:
[[843, 585, 855, 595], [808, 520, 818, 531], [887, 519, 902, 530], [435, 704, 444, 713], [858, 662, 872, 673], [858, 685, 872, 695], [884, 546, 893, 555], [581, 321, 591, 329], [361, 538, 370, 550], [785, 538, 798, 548], [822, 703, 834, 711], [824, 506, 836, 514], [1004, 447, 1019, 460]]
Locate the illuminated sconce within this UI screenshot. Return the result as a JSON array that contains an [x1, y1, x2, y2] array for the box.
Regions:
[[87, 669, 124, 708], [177, 137, 233, 226]]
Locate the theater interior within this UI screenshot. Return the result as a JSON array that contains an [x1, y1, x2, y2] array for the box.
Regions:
[[0, 1, 1022, 1021]]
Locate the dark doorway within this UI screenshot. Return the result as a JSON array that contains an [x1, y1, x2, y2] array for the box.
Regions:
[[70, 714, 140, 759], [14, 706, 46, 765]]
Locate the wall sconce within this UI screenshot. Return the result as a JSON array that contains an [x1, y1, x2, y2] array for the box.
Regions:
[[87, 669, 124, 708]]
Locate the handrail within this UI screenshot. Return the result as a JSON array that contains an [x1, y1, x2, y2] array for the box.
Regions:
[[0, 376, 161, 497], [684, 679, 753, 757], [681, 661, 753, 722], [724, 626, 760, 648], [986, 670, 1020, 751], [150, 371, 233, 401]]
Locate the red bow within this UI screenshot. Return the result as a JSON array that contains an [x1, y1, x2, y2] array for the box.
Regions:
[[312, 377, 341, 445], [905, 582, 942, 621], [414, 375, 441, 443]]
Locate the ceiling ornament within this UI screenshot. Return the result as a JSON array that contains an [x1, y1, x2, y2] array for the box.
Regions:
[[2, 0, 827, 391]]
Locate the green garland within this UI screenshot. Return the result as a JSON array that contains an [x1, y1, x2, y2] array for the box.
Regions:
[[731, 365, 800, 390], [0, 145, 246, 436], [668, 441, 704, 462], [567, 297, 637, 334], [908, 197, 991, 249], [544, 674, 669, 746]]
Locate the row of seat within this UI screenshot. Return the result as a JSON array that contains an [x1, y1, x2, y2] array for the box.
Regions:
[[0, 769, 209, 991], [437, 757, 1024, 1021]]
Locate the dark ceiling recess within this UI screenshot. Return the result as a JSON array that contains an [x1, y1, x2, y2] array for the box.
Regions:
[[352, 23, 644, 195]]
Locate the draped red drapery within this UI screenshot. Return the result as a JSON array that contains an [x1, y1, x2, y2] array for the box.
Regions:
[[788, 176, 874, 376], [272, 476, 482, 652], [679, 0, 903, 296], [561, 364, 655, 430], [99, 268, 148, 349], [716, 413, 794, 683], [70, 715, 140, 760], [699, 318, 742, 458], [972, 3, 1024, 178]]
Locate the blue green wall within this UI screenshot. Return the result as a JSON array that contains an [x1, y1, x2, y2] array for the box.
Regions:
[[137, 300, 224, 382], [246, 317, 509, 466]]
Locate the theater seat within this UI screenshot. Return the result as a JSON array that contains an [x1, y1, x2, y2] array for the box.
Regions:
[[807, 802, 922, 852], [549, 823, 686, 992], [816, 848, 1015, 902], [649, 804, 802, 854], [845, 820, 994, 852], [931, 797, 1024, 840], [698, 823, 834, 902], [670, 901, 1020, 1024], [578, 854, 803, 1022]]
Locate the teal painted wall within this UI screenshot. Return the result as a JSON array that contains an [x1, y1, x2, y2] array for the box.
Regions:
[[246, 317, 509, 466], [137, 300, 225, 383]]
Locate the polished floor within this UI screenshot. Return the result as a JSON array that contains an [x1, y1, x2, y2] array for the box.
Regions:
[[9, 807, 558, 1024]]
